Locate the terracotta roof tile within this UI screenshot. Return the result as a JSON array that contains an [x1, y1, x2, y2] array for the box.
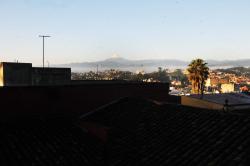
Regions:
[[0, 120, 103, 166], [81, 97, 250, 165], [0, 97, 249, 165]]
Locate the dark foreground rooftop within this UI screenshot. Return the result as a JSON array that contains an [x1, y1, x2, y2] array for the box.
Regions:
[[0, 119, 104, 166], [0, 98, 249, 165], [80, 98, 250, 165]]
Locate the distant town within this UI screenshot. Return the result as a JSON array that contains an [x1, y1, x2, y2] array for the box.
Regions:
[[72, 65, 250, 95], [170, 66, 250, 95]]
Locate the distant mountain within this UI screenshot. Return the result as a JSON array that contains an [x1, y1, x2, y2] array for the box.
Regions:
[[207, 59, 250, 67], [59, 57, 188, 68], [56, 57, 250, 72]]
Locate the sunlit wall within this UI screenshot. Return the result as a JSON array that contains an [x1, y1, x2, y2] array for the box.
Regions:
[[0, 63, 4, 86]]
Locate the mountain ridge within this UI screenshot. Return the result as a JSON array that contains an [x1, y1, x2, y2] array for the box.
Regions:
[[56, 57, 250, 72]]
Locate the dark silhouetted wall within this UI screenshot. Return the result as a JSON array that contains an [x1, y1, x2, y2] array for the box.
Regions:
[[0, 82, 173, 120], [32, 67, 71, 86], [0, 62, 32, 86], [0, 62, 71, 86]]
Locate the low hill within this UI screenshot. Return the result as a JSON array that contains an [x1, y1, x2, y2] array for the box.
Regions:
[[56, 57, 250, 72]]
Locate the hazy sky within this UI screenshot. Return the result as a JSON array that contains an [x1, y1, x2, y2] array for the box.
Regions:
[[0, 0, 250, 65]]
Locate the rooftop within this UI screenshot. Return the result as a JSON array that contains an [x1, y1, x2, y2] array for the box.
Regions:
[[0, 119, 104, 166], [80, 97, 250, 165], [0, 97, 249, 165], [189, 93, 250, 106]]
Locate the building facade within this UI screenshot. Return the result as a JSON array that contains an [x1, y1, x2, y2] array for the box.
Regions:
[[0, 62, 71, 86], [0, 62, 32, 86]]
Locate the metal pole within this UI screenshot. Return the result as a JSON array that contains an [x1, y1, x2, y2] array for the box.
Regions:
[[39, 35, 51, 68], [43, 37, 45, 68]]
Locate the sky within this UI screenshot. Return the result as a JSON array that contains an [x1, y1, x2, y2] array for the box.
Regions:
[[0, 0, 250, 65]]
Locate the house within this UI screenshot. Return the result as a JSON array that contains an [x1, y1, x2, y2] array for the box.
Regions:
[[221, 83, 235, 93], [181, 93, 250, 111]]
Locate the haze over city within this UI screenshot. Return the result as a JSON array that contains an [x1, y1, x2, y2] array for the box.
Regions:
[[0, 0, 250, 66]]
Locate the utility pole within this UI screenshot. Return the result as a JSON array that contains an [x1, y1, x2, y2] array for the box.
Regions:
[[39, 35, 51, 68]]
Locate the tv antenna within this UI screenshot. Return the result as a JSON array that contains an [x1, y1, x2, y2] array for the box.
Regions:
[[39, 35, 51, 68]]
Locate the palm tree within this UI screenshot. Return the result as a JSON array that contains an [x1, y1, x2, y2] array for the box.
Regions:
[[187, 59, 209, 97]]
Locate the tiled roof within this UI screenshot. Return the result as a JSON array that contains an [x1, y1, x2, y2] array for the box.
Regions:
[[189, 93, 250, 105], [0, 98, 249, 165], [0, 119, 103, 166], [81, 97, 250, 165]]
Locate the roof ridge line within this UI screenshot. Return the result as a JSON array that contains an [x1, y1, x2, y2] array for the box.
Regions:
[[79, 97, 129, 119]]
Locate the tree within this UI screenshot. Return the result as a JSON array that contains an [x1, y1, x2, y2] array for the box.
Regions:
[[187, 59, 209, 96], [169, 69, 188, 87], [155, 67, 169, 82]]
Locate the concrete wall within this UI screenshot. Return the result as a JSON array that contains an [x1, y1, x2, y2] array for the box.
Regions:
[[32, 67, 71, 86], [0, 82, 171, 120], [32, 67, 71, 85], [0, 62, 71, 86], [0, 63, 3, 86], [2, 62, 32, 86], [181, 96, 224, 110]]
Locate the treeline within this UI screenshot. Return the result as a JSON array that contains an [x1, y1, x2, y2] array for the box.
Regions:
[[72, 67, 188, 86]]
